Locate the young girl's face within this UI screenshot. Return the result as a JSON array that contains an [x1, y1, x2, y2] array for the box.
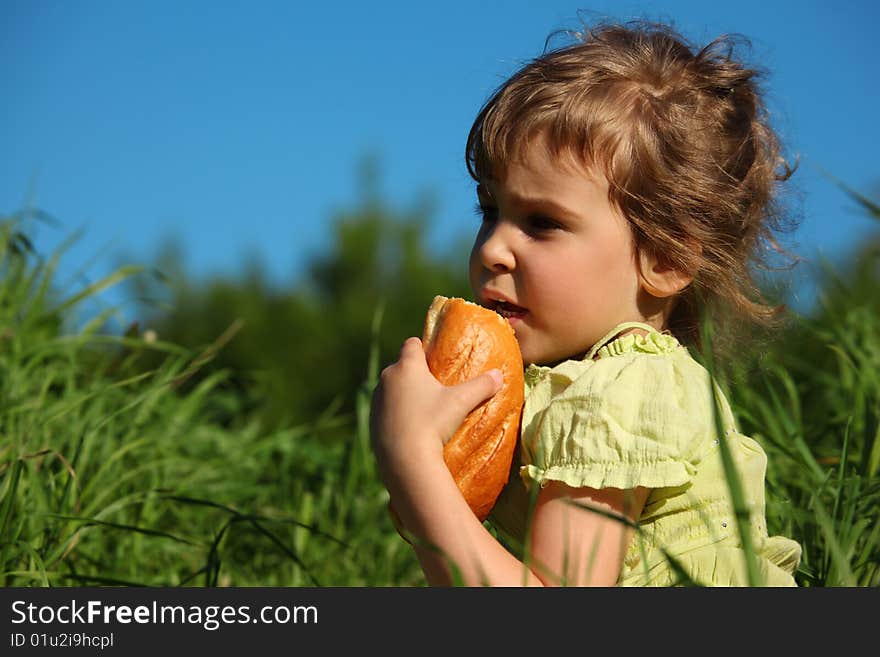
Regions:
[[469, 137, 650, 366]]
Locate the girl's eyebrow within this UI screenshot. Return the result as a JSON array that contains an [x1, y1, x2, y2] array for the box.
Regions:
[[505, 192, 579, 221], [477, 183, 579, 222]]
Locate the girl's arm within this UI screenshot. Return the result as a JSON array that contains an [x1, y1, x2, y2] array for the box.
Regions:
[[527, 482, 649, 586], [370, 337, 647, 586]]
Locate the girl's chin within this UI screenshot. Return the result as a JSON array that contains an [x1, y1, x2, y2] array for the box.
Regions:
[[515, 342, 545, 368], [512, 325, 569, 367], [518, 340, 583, 368]]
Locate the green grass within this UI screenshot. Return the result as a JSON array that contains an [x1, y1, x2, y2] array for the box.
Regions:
[[0, 218, 422, 586], [730, 312, 880, 586], [1, 213, 878, 587]]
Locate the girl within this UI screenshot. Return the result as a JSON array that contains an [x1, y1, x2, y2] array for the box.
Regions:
[[370, 20, 802, 586]]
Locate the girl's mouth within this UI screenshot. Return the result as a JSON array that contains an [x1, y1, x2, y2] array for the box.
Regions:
[[491, 299, 527, 320]]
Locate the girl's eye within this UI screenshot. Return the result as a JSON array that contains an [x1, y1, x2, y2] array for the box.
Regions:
[[526, 214, 561, 234], [473, 203, 498, 223]]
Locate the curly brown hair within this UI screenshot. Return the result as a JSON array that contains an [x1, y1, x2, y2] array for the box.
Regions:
[[466, 20, 797, 351]]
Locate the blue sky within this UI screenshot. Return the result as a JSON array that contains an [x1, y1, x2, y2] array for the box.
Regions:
[[3, 0, 879, 329]]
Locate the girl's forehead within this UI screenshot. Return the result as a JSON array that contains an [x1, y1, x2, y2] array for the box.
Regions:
[[484, 144, 608, 192]]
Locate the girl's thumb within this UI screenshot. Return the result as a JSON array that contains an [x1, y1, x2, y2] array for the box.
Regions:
[[453, 368, 503, 412]]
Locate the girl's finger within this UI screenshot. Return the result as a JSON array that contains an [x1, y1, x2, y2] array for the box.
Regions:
[[449, 369, 503, 414], [399, 336, 423, 355], [398, 337, 430, 373]]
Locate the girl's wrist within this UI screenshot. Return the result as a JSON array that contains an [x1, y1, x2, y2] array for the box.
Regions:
[[383, 453, 460, 528], [377, 433, 443, 481]]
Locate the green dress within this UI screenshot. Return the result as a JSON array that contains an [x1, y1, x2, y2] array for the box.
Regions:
[[488, 322, 802, 586]]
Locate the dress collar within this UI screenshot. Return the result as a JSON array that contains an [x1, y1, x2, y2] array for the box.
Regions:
[[524, 322, 680, 380]]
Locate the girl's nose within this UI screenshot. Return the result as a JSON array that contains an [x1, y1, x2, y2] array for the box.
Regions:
[[475, 221, 516, 272]]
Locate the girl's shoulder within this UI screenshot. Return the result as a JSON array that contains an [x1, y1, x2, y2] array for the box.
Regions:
[[524, 322, 730, 440], [519, 324, 729, 491], [525, 322, 708, 392], [592, 325, 719, 414], [593, 324, 710, 388]]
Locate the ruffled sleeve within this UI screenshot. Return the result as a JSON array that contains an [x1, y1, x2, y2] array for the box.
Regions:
[[520, 339, 727, 492]]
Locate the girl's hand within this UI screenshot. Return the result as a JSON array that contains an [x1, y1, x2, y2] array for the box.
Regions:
[[369, 338, 646, 587], [369, 337, 502, 485]]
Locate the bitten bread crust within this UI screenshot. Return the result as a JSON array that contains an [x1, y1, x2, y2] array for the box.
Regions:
[[422, 295, 524, 521]]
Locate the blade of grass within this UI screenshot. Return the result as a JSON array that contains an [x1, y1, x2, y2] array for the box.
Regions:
[[700, 318, 764, 586]]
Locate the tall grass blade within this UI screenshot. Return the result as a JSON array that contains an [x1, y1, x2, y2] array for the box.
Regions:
[[700, 317, 763, 586]]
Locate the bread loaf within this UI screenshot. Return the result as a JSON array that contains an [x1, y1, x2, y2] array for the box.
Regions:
[[421, 295, 524, 521]]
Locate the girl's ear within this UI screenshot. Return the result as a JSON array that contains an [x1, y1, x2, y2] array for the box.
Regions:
[[637, 249, 695, 298]]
